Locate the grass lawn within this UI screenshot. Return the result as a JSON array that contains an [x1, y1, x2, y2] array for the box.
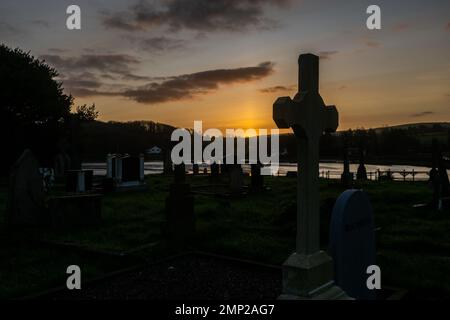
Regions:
[[0, 174, 449, 299]]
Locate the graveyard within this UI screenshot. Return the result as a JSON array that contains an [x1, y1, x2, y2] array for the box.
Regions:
[[1, 0, 450, 306], [1, 172, 449, 299]]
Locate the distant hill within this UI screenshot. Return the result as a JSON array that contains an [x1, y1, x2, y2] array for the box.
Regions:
[[373, 122, 450, 133]]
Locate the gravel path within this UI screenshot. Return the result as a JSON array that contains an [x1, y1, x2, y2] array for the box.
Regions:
[[57, 254, 282, 300]]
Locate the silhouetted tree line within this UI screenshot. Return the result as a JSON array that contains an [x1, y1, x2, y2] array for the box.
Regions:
[[78, 120, 175, 161]]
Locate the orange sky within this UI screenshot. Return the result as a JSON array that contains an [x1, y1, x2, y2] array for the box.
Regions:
[[1, 0, 449, 132]]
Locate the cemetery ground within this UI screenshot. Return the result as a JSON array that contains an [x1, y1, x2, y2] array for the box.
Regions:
[[1, 175, 449, 300]]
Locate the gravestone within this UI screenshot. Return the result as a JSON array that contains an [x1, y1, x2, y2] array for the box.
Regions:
[[341, 143, 353, 187], [66, 170, 93, 193], [273, 53, 348, 299], [251, 163, 264, 190], [210, 162, 220, 183], [105, 154, 146, 191], [229, 164, 243, 195], [163, 149, 173, 174], [356, 148, 367, 181], [174, 163, 186, 183], [165, 162, 195, 244], [7, 149, 46, 226], [192, 164, 199, 175], [330, 190, 376, 300], [48, 193, 102, 228]]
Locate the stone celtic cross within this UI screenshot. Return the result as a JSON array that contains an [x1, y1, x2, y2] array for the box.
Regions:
[[274, 54, 344, 298]]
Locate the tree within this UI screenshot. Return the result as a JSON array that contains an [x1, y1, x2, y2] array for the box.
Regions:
[[0, 44, 73, 172], [73, 104, 99, 122]]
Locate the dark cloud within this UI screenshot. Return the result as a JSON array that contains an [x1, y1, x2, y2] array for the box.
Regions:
[[259, 85, 295, 93], [319, 51, 339, 60], [121, 61, 275, 103], [102, 0, 291, 33], [40, 54, 141, 74], [410, 111, 434, 118], [140, 36, 186, 52], [40, 54, 150, 97]]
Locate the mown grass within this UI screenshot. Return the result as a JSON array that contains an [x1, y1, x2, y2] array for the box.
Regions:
[[0, 174, 449, 299]]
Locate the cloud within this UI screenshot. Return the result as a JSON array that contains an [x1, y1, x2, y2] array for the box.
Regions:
[[319, 50, 339, 60], [121, 61, 275, 103], [259, 85, 295, 93], [446, 22, 450, 31], [410, 111, 434, 118], [40, 54, 141, 74], [126, 36, 186, 53], [102, 0, 291, 33]]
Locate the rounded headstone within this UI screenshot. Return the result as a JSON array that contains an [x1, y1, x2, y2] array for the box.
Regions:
[[330, 189, 376, 300]]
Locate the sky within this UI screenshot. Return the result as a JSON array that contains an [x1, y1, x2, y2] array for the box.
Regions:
[[1, 0, 449, 132]]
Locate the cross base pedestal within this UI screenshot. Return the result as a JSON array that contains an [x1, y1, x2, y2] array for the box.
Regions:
[[280, 251, 351, 300]]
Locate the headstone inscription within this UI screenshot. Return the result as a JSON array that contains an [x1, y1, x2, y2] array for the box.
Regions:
[[330, 189, 376, 300], [273, 53, 347, 299], [7, 149, 45, 226]]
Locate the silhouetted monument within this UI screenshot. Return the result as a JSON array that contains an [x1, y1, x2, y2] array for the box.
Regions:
[[356, 147, 367, 181], [163, 148, 173, 174], [192, 163, 199, 175], [251, 163, 264, 190], [229, 164, 244, 195], [341, 141, 353, 188], [273, 53, 348, 299], [210, 162, 220, 183], [165, 162, 195, 244]]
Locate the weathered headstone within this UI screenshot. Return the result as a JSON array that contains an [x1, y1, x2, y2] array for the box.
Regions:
[[330, 189, 376, 300], [273, 53, 347, 299], [7, 149, 46, 226]]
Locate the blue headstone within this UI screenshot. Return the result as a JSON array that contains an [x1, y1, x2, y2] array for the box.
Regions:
[[330, 189, 376, 300]]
